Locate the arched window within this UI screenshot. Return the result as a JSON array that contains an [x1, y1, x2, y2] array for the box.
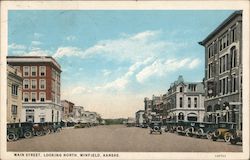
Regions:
[[178, 112, 184, 120], [207, 105, 212, 112], [230, 46, 237, 68]]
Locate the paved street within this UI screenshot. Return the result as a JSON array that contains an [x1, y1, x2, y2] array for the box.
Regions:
[[7, 125, 242, 152]]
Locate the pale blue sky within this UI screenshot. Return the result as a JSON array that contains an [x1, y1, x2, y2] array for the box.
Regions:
[[8, 10, 235, 118]]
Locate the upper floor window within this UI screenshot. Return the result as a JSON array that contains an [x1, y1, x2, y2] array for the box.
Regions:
[[219, 54, 229, 73], [179, 97, 183, 108], [31, 66, 37, 77], [23, 66, 30, 77], [179, 87, 183, 93], [11, 84, 18, 96], [31, 92, 36, 102], [31, 79, 37, 90], [39, 66, 46, 76], [231, 47, 237, 68], [11, 105, 18, 115], [188, 97, 191, 108], [23, 92, 29, 102], [231, 75, 237, 93], [23, 79, 29, 89], [231, 27, 236, 43], [39, 92, 46, 102], [220, 77, 228, 95], [208, 44, 214, 58], [39, 79, 46, 90], [194, 98, 197, 108], [219, 33, 229, 51]]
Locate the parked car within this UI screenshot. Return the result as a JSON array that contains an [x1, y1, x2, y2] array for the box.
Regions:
[[211, 122, 236, 142], [149, 121, 162, 134], [194, 122, 218, 139], [32, 123, 46, 136], [229, 130, 242, 145], [164, 121, 178, 133], [176, 121, 195, 136], [7, 123, 34, 141]]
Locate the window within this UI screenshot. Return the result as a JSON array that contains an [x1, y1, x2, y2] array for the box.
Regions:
[[219, 33, 229, 51], [220, 77, 229, 95], [52, 93, 55, 102], [231, 75, 237, 92], [194, 98, 198, 108], [188, 97, 191, 108], [208, 45, 213, 58], [219, 54, 229, 73], [39, 79, 46, 90], [39, 92, 46, 102], [23, 79, 29, 89], [11, 84, 18, 96], [179, 87, 183, 93], [40, 118, 45, 123], [208, 63, 213, 78], [231, 48, 237, 68], [11, 105, 18, 115], [179, 97, 183, 108], [31, 79, 37, 90], [31, 92, 36, 102], [31, 66, 37, 77], [231, 27, 236, 43], [214, 42, 218, 55], [23, 92, 29, 102], [39, 66, 46, 76], [23, 66, 30, 77]]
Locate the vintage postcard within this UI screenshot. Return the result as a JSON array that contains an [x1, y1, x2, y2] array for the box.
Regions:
[[0, 0, 249, 160]]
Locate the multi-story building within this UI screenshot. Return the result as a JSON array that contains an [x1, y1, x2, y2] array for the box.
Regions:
[[199, 11, 242, 130], [144, 95, 163, 122], [61, 100, 75, 120], [80, 111, 99, 124], [135, 110, 145, 127], [7, 56, 62, 123], [166, 76, 205, 122], [7, 65, 23, 123], [73, 105, 84, 120]]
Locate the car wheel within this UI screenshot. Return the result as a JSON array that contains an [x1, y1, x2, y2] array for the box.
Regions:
[[24, 131, 33, 138], [206, 131, 212, 140], [212, 136, 217, 141], [36, 131, 43, 136], [224, 133, 231, 142], [45, 129, 50, 135], [7, 133, 16, 142], [230, 139, 237, 145]]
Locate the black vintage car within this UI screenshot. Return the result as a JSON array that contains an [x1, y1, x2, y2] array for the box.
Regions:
[[164, 121, 178, 133], [176, 121, 196, 136], [7, 122, 33, 141], [194, 122, 218, 139], [149, 121, 162, 134], [230, 130, 242, 145]]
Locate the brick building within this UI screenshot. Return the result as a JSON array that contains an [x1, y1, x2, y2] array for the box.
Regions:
[[7, 56, 62, 123], [61, 100, 75, 120], [199, 11, 242, 130]]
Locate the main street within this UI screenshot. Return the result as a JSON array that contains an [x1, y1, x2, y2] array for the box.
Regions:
[[7, 125, 242, 152]]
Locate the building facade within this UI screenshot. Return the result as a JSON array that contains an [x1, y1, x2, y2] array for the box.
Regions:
[[199, 11, 242, 130], [7, 65, 23, 123], [7, 56, 62, 123], [135, 110, 145, 126], [165, 76, 205, 122], [61, 100, 75, 121]]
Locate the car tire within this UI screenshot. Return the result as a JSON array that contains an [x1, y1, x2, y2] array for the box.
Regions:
[[7, 133, 16, 142], [24, 131, 33, 139], [206, 131, 212, 140], [224, 133, 232, 142], [36, 131, 43, 136], [212, 136, 217, 141], [230, 139, 237, 145]]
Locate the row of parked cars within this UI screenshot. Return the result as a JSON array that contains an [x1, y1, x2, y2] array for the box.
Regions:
[[149, 121, 242, 145], [7, 122, 62, 142], [74, 122, 99, 128]]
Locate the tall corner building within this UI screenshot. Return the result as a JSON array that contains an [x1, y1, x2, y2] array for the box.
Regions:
[[7, 56, 62, 123], [199, 11, 242, 130]]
